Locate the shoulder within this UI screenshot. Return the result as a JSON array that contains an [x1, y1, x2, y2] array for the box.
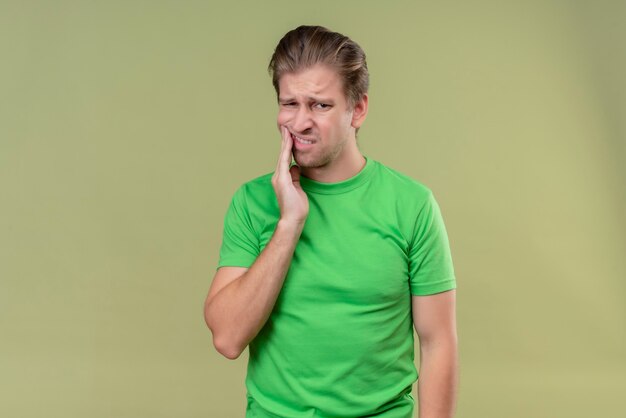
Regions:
[[231, 171, 277, 210], [372, 159, 433, 204], [240, 171, 274, 194]]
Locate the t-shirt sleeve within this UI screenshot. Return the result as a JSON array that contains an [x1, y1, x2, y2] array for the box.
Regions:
[[216, 185, 259, 270], [408, 190, 457, 296]]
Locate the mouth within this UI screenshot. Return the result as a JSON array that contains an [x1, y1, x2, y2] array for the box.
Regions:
[[290, 132, 316, 147]]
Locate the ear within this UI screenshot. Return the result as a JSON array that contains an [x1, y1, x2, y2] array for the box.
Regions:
[[350, 93, 369, 129]]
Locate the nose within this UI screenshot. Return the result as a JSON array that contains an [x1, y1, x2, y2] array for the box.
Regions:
[[292, 105, 313, 133]]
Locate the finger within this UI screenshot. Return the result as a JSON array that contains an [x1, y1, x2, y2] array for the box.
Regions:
[[277, 125, 292, 176], [275, 125, 287, 174], [278, 126, 290, 175]]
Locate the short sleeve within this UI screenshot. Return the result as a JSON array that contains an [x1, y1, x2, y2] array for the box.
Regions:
[[216, 185, 260, 269], [408, 190, 457, 296]]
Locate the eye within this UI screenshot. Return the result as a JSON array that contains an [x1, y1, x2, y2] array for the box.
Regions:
[[314, 103, 331, 110]]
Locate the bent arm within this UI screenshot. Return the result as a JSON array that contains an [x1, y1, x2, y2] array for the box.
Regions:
[[412, 289, 459, 418], [204, 220, 304, 360]]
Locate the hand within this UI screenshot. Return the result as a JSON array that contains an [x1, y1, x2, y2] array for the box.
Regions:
[[272, 126, 309, 226]]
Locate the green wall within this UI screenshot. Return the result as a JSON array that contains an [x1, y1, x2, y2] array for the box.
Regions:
[[1, 1, 624, 416]]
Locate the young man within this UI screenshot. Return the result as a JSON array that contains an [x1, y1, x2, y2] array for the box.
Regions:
[[204, 25, 458, 418]]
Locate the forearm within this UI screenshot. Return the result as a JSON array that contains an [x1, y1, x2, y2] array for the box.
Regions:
[[206, 219, 303, 358], [417, 336, 459, 418]]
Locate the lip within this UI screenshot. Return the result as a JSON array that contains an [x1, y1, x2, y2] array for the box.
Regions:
[[290, 132, 316, 149]]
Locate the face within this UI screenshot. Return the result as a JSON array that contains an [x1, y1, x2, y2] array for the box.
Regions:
[[276, 64, 366, 170]]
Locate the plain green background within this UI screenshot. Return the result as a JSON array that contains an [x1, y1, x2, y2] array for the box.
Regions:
[[1, 1, 625, 417]]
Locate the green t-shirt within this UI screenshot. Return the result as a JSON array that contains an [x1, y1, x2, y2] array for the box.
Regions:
[[216, 155, 457, 418]]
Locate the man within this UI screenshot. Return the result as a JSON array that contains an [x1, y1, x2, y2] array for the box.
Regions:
[[204, 25, 458, 418]]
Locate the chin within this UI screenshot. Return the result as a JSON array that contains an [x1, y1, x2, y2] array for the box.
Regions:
[[294, 153, 321, 168]]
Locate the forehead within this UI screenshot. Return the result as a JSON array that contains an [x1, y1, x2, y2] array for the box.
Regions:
[[278, 64, 344, 99]]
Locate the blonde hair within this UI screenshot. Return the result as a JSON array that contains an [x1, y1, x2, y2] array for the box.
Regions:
[[268, 25, 369, 112]]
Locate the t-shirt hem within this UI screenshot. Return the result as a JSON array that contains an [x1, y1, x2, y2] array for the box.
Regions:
[[410, 278, 457, 296], [216, 259, 255, 270]]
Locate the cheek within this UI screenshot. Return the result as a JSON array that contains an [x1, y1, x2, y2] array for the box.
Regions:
[[324, 115, 345, 133], [277, 110, 290, 125], [340, 112, 352, 127]]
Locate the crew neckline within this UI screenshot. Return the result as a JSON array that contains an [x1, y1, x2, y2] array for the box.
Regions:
[[295, 155, 375, 195]]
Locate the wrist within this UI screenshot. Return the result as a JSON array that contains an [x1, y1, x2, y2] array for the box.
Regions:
[[277, 218, 306, 232]]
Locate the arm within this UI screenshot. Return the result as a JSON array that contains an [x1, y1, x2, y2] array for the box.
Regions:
[[205, 219, 303, 359], [204, 125, 308, 360], [413, 289, 458, 418]]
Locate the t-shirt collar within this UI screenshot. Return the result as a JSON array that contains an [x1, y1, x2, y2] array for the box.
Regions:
[[296, 155, 375, 195]]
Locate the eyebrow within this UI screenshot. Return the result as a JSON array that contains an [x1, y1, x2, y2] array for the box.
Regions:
[[278, 96, 335, 104]]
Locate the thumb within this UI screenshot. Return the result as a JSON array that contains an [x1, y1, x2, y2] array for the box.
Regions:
[[289, 164, 301, 183]]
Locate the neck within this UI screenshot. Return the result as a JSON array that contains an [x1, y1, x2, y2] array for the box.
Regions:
[[300, 140, 366, 183]]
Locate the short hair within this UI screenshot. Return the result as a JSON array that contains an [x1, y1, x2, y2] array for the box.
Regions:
[[268, 25, 369, 111]]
